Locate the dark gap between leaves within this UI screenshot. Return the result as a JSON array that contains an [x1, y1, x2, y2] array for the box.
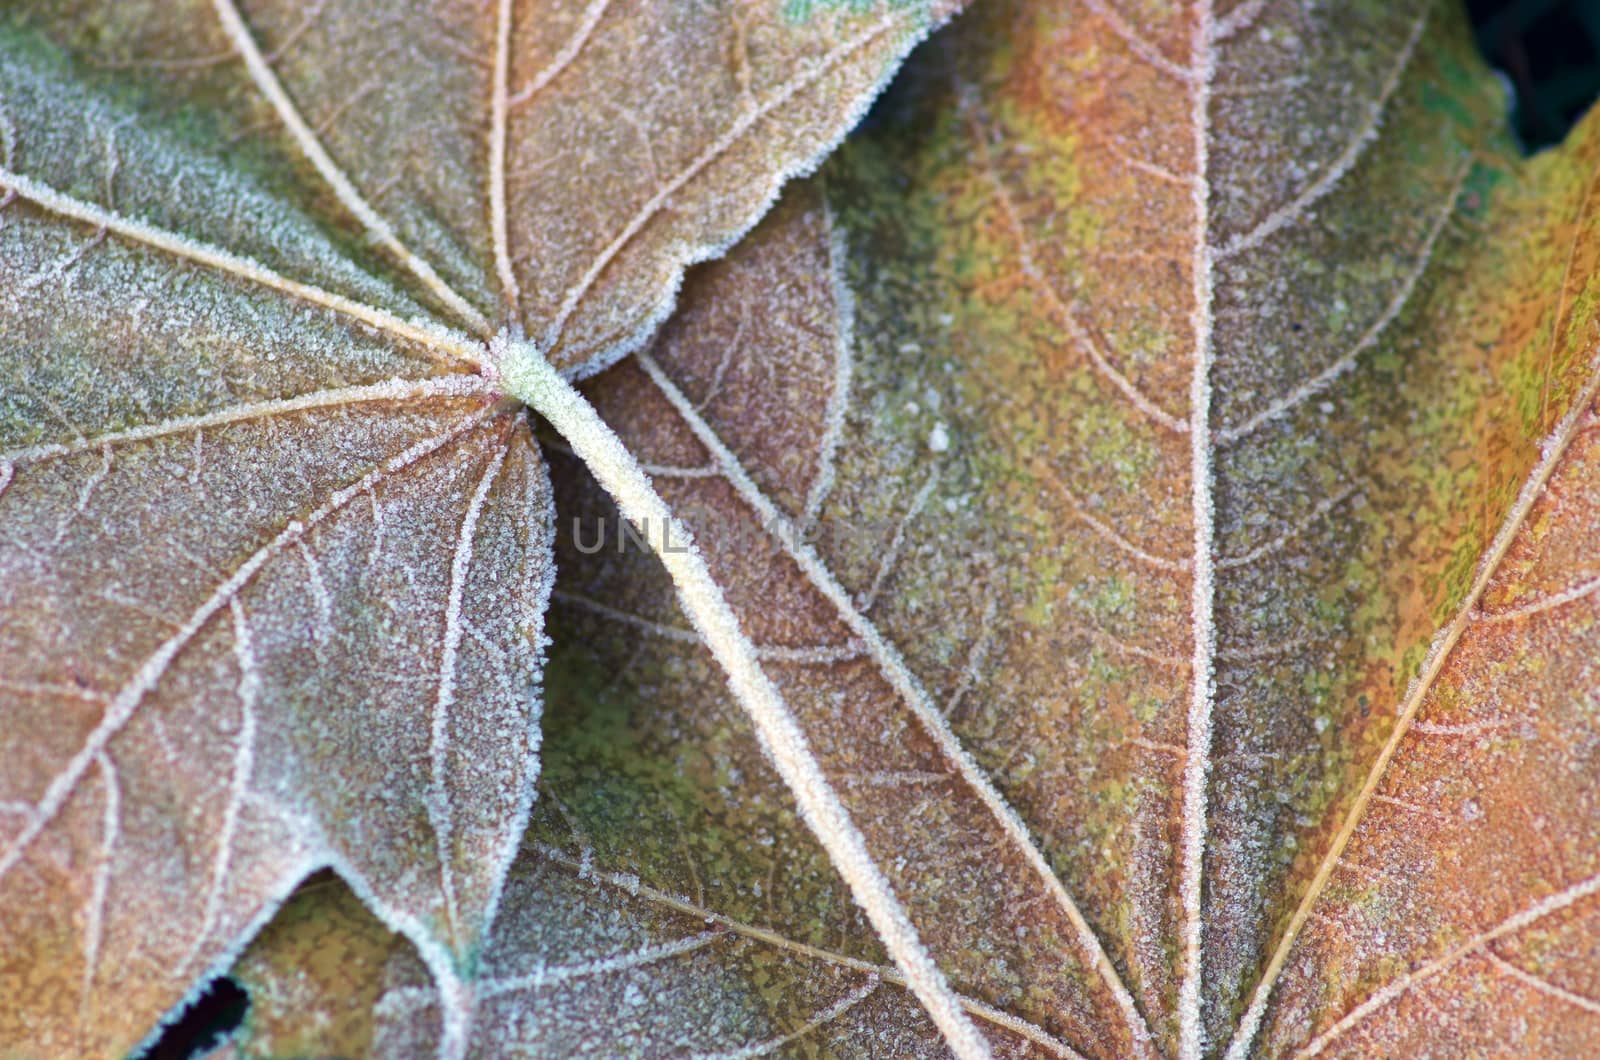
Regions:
[[133, 977, 249, 1060], [1468, 0, 1600, 149]]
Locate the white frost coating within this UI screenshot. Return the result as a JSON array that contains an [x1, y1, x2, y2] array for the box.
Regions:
[[208, 0, 492, 337], [965, 96, 1188, 436], [582, 844, 1093, 1056], [1225, 348, 1600, 1060], [802, 198, 857, 530], [1476, 570, 1600, 623], [555, 0, 958, 382], [0, 97, 15, 168], [431, 965, 478, 1060], [0, 410, 500, 885], [294, 540, 338, 642], [134, 843, 484, 1060], [552, 589, 706, 645], [541, 13, 904, 353], [428, 435, 511, 950], [180, 600, 262, 977], [698, 974, 880, 1060], [1211, 0, 1269, 42], [80, 752, 120, 1019], [753, 641, 867, 665], [531, 844, 1087, 1057], [1218, 157, 1470, 445], [0, 376, 492, 465], [50, 444, 111, 549], [0, 166, 486, 369], [1215, 486, 1355, 570], [632, 352, 1154, 1053], [1081, 0, 1199, 82], [538, 435, 717, 478], [1178, 6, 1218, 1059], [126, 853, 322, 1060], [1215, 2, 1429, 262], [470, 412, 555, 978], [372, 931, 726, 1014], [492, 336, 991, 1060], [1484, 949, 1600, 1017], [484, 930, 724, 998], [553, 590, 862, 663], [1041, 469, 1189, 572], [859, 469, 939, 614], [1106, 140, 1194, 187], [508, 0, 614, 108], [1298, 868, 1600, 1057], [488, 0, 520, 315], [2, 42, 430, 319]]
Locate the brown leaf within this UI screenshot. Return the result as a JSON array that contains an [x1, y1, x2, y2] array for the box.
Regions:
[[0, 0, 951, 1053], [228, 2, 1600, 1056], [332, 187, 1123, 1057], [0, 145, 553, 1051], [1250, 124, 1600, 1059], [10, 0, 954, 369]]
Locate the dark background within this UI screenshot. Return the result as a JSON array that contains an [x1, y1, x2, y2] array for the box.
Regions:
[[138, 3, 1600, 1058], [1470, 0, 1600, 148]]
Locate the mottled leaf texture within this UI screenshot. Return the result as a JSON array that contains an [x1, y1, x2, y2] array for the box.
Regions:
[[0, 0, 953, 1054], [230, 872, 408, 1057], [231, 0, 1600, 1057]]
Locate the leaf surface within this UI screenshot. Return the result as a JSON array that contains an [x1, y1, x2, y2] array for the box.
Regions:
[[229, 872, 407, 1058], [1246, 110, 1600, 1058], [229, 1, 1600, 1056], [0, 114, 554, 1050], [0, 0, 952, 1052], [331, 184, 1139, 1057], [6, 0, 952, 370]]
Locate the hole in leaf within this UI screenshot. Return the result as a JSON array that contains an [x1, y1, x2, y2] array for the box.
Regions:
[[132, 977, 249, 1060], [1468, 0, 1600, 149]]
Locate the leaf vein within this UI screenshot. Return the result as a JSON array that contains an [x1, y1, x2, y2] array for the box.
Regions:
[[534, 842, 1086, 1058], [1228, 349, 1600, 1059], [208, 0, 492, 335], [1218, 157, 1470, 446], [1, 376, 491, 467], [1214, 1, 1429, 261], [0, 166, 485, 368], [1297, 871, 1600, 1056], [965, 93, 1190, 436], [1081, 0, 1200, 82], [540, 14, 904, 354], [0, 407, 504, 887], [632, 350, 1155, 1054], [427, 425, 513, 951]]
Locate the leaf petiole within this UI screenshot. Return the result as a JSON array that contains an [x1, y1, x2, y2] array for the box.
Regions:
[[490, 334, 992, 1060]]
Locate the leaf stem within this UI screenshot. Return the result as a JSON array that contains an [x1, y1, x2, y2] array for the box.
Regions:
[[492, 336, 991, 1060]]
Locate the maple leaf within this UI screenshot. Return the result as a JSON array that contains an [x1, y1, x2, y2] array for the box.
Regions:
[[0, 0, 959, 1054], [230, 0, 1600, 1057], [7, 0, 1600, 1057]]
